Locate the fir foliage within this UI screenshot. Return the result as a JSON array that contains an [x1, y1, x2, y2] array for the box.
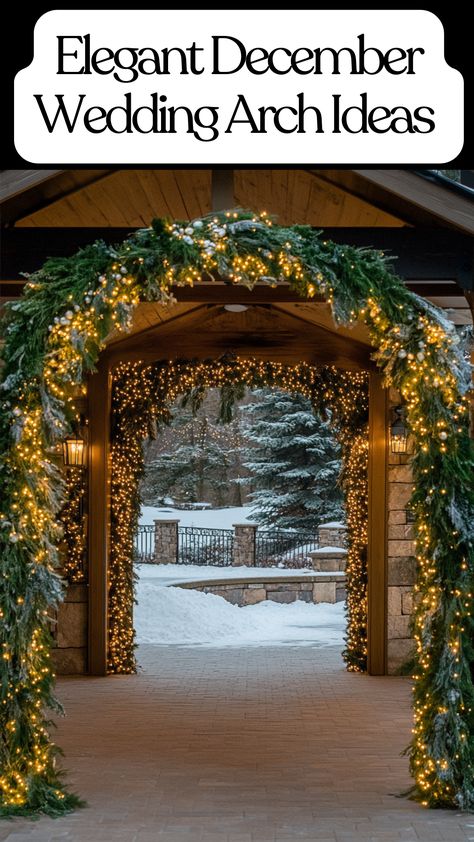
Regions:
[[242, 389, 343, 530]]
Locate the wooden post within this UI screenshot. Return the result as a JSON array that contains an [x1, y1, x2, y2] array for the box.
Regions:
[[367, 373, 388, 675], [87, 358, 111, 675], [211, 169, 234, 211]]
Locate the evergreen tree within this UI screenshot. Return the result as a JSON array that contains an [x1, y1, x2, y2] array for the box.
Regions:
[[243, 389, 343, 530], [142, 392, 249, 506]]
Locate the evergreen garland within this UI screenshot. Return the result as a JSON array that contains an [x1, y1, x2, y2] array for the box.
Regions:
[[0, 210, 472, 814]]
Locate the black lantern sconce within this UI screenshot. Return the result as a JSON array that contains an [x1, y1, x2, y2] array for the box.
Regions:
[[389, 405, 408, 454], [62, 414, 88, 467]]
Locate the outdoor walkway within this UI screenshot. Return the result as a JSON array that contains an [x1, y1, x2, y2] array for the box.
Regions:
[[1, 645, 471, 842]]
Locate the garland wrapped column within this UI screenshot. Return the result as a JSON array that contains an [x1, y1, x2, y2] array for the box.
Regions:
[[1, 210, 473, 814]]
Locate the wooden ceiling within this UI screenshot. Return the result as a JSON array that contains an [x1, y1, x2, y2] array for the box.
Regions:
[[104, 300, 373, 370], [14, 169, 403, 229], [2, 167, 472, 331]]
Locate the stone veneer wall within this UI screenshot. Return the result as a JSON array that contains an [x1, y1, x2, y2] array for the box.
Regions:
[[51, 582, 88, 675], [387, 388, 416, 675]]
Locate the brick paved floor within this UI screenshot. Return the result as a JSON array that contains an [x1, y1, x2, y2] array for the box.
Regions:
[[1, 644, 472, 842]]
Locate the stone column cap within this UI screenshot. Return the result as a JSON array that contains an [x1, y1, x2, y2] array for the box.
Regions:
[[232, 522, 258, 528], [309, 546, 347, 557], [153, 518, 180, 524]]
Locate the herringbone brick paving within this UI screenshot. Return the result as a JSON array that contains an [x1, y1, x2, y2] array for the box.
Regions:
[[1, 644, 471, 841]]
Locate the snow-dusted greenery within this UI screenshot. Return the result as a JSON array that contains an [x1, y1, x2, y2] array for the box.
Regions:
[[243, 389, 343, 530]]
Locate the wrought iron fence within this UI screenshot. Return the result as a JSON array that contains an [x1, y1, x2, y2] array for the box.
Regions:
[[134, 524, 318, 567], [134, 525, 155, 562], [177, 526, 234, 566], [255, 530, 318, 568]]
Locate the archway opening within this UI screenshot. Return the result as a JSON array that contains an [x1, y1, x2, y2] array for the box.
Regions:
[[108, 357, 368, 674]]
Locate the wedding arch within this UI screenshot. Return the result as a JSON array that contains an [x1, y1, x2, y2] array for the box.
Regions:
[[1, 210, 472, 815]]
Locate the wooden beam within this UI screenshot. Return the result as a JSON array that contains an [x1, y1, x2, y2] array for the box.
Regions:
[[313, 169, 474, 235], [0, 170, 64, 203], [367, 373, 388, 675], [87, 359, 111, 676], [211, 169, 234, 211], [0, 170, 117, 225], [1, 226, 472, 290]]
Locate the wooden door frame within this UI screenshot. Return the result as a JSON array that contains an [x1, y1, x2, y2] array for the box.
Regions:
[[87, 358, 389, 676], [87, 356, 112, 675]]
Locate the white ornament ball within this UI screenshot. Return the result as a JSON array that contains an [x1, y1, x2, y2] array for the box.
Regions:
[[439, 431, 448, 441], [120, 266, 127, 274], [397, 349, 407, 359], [184, 227, 194, 235], [183, 236, 194, 245], [9, 533, 19, 543], [416, 351, 425, 362], [215, 227, 226, 237], [193, 220, 203, 229], [114, 273, 122, 281], [65, 310, 73, 319], [85, 297, 91, 304], [99, 275, 106, 283], [60, 317, 68, 325]]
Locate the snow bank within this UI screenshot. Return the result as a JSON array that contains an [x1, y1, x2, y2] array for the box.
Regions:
[[136, 563, 316, 584], [139, 505, 257, 529], [135, 580, 345, 648]]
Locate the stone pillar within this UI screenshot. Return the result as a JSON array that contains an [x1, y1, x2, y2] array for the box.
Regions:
[[232, 523, 257, 567], [386, 388, 416, 674], [308, 547, 347, 572], [154, 519, 179, 564], [317, 522, 347, 548], [51, 582, 88, 675]]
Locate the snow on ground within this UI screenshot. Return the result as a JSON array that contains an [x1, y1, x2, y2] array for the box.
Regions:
[[139, 505, 257, 529], [135, 579, 345, 648], [136, 563, 320, 585]]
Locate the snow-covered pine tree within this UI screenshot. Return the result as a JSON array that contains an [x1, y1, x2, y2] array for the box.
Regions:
[[243, 389, 343, 530], [141, 391, 249, 507]]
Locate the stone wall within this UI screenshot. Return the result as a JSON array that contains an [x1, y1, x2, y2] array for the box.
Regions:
[[387, 389, 416, 675], [176, 574, 346, 606], [52, 582, 88, 674]]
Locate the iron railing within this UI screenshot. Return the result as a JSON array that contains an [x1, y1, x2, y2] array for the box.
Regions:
[[135, 524, 318, 567], [177, 526, 234, 566], [134, 525, 155, 562], [255, 530, 318, 568]]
